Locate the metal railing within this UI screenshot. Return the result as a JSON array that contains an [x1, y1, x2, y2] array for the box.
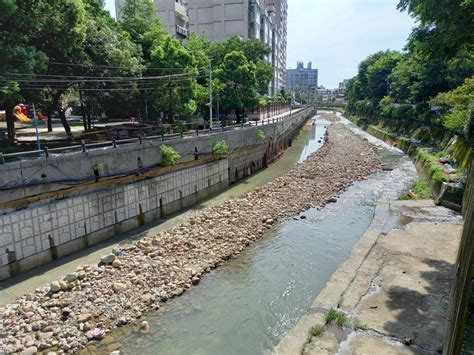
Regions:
[[0, 107, 312, 165]]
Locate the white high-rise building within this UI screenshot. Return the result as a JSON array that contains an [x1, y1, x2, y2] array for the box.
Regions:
[[115, 0, 288, 95]]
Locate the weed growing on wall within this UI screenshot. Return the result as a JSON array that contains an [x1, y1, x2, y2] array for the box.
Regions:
[[212, 141, 229, 159], [160, 144, 181, 167]]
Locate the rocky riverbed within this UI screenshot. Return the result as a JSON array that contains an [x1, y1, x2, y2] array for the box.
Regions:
[[0, 120, 383, 354]]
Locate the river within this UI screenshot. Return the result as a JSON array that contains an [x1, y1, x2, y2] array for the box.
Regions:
[[92, 115, 418, 354], [0, 115, 326, 307]]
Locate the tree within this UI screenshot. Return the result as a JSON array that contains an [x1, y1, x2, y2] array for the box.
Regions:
[[119, 0, 156, 60], [366, 51, 403, 102], [398, 0, 474, 59], [78, 0, 142, 128], [215, 51, 259, 121], [431, 77, 474, 137], [0, 0, 47, 141], [148, 35, 198, 122]]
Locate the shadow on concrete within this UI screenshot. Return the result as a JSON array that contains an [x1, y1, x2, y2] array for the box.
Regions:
[[384, 258, 455, 352]]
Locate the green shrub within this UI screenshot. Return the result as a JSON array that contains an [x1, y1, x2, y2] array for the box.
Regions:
[[417, 148, 437, 164], [257, 129, 265, 141], [411, 179, 432, 199], [444, 109, 469, 132], [212, 140, 229, 159], [160, 144, 181, 167], [308, 325, 324, 341], [432, 168, 447, 183], [325, 309, 348, 327]]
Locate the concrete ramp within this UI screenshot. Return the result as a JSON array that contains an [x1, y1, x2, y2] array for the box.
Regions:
[[274, 200, 463, 354]]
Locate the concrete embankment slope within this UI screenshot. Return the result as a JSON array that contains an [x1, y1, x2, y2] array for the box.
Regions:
[[274, 200, 463, 354]]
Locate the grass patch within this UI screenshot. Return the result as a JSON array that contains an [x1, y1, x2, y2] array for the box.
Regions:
[[354, 321, 368, 331], [411, 179, 431, 198], [325, 309, 349, 327], [417, 148, 437, 164], [308, 325, 325, 341], [416, 148, 448, 183], [429, 165, 447, 183]]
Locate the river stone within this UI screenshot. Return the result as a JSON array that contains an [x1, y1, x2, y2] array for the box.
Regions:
[[112, 282, 127, 293], [64, 273, 78, 283], [50, 281, 61, 293], [78, 313, 92, 323], [38, 331, 53, 340], [139, 321, 150, 334], [112, 259, 123, 268], [22, 346, 38, 355], [100, 254, 116, 265], [172, 288, 184, 297], [58, 280, 68, 291]]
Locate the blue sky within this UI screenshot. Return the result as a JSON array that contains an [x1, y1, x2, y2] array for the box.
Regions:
[[104, 0, 415, 88]]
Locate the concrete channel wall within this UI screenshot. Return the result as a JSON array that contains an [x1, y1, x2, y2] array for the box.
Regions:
[[0, 108, 311, 203], [444, 160, 474, 354], [0, 108, 314, 280]]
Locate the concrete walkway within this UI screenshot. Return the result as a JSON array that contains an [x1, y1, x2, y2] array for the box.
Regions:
[[274, 200, 463, 354]]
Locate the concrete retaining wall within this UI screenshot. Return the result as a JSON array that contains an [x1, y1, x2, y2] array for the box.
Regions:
[[0, 160, 228, 280], [444, 160, 474, 354], [0, 108, 315, 280], [350, 117, 467, 211], [0, 108, 312, 203]]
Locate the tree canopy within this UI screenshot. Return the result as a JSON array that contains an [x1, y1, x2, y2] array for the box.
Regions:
[[0, 0, 277, 141], [346, 0, 473, 139]]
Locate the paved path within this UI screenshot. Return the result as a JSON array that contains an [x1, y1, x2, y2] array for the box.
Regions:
[[274, 200, 463, 354]]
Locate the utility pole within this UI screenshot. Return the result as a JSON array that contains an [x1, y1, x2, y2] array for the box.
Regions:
[[32, 103, 41, 151], [217, 93, 220, 122], [79, 87, 87, 131], [145, 89, 149, 122], [209, 62, 213, 128]]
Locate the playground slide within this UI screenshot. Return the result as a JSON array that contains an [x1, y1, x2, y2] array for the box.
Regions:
[[14, 112, 32, 122]]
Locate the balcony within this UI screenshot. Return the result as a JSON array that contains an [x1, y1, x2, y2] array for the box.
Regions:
[[176, 25, 188, 38]]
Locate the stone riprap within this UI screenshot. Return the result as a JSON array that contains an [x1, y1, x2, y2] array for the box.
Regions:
[[0, 120, 383, 353]]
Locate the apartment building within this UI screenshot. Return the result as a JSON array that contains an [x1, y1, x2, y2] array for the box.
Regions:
[[115, 0, 189, 38], [286, 61, 318, 102], [115, 0, 288, 95]]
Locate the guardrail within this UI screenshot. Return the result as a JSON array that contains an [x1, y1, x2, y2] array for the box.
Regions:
[[0, 107, 312, 164]]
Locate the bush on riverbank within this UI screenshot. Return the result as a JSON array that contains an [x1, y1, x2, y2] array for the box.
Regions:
[[417, 148, 448, 183], [212, 141, 229, 159], [325, 309, 349, 327], [399, 179, 432, 200], [160, 144, 181, 167]]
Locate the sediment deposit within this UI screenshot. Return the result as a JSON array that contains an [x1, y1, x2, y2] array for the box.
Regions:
[[0, 120, 383, 353]]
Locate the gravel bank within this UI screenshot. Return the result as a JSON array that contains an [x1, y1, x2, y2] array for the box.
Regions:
[[0, 120, 383, 353]]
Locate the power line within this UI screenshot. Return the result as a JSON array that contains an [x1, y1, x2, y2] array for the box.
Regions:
[[9, 59, 211, 73], [1, 67, 209, 80], [1, 72, 195, 84]]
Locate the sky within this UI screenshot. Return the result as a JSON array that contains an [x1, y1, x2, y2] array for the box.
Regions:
[[104, 0, 416, 88]]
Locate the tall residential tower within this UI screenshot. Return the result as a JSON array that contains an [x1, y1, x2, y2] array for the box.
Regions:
[[286, 61, 318, 102], [115, 0, 288, 95]]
